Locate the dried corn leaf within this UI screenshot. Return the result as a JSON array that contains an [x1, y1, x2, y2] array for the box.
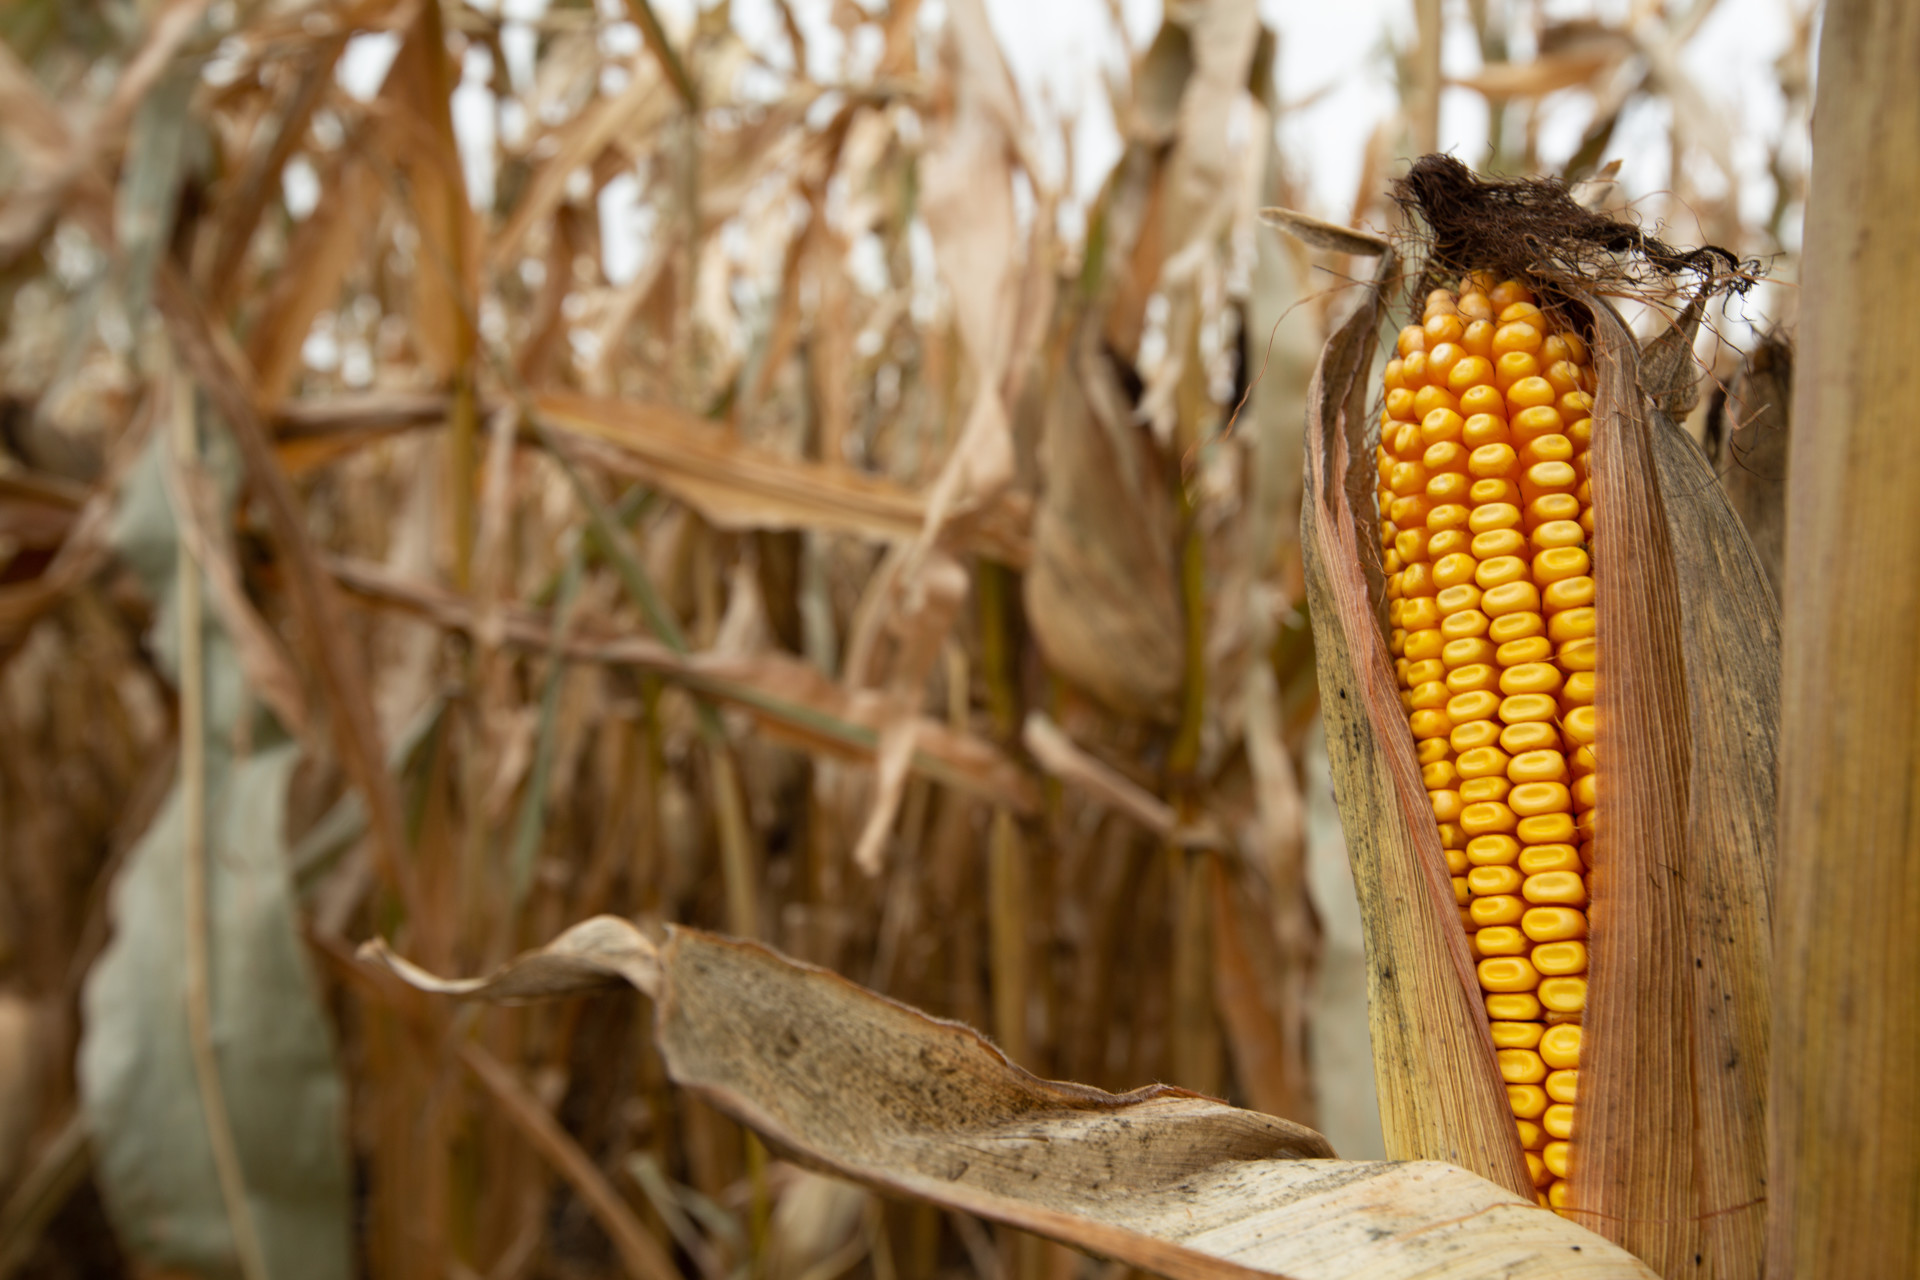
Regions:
[[1023, 328, 1183, 721], [364, 919, 1657, 1279], [1298, 252, 1534, 1201], [325, 554, 1037, 812], [537, 392, 1031, 563], [1575, 297, 1773, 1277]]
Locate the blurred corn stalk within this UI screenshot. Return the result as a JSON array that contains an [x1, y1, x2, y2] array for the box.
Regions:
[[0, 0, 1831, 1278]]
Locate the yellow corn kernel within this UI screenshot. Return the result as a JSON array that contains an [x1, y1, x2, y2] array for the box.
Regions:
[[1461, 802, 1519, 837], [1538, 977, 1588, 1015], [1525, 1152, 1550, 1188], [1546, 1071, 1578, 1105], [1511, 782, 1572, 817], [1443, 637, 1497, 668], [1544, 575, 1596, 613], [1482, 581, 1541, 617], [1456, 746, 1511, 778], [1532, 941, 1589, 976], [1524, 871, 1589, 907], [1405, 628, 1445, 660], [1469, 501, 1523, 534], [1498, 1048, 1548, 1084], [1542, 1141, 1571, 1179], [1488, 992, 1542, 1021], [1507, 1083, 1548, 1120], [1516, 812, 1577, 845], [1430, 789, 1464, 822], [1540, 1023, 1582, 1070], [1543, 1104, 1576, 1141], [1471, 527, 1528, 560], [1500, 663, 1564, 697], [1470, 894, 1528, 930], [1469, 866, 1525, 897], [1453, 876, 1470, 905], [1477, 927, 1531, 958], [1445, 663, 1499, 694], [1516, 1119, 1546, 1150], [1466, 834, 1521, 866], [1421, 761, 1459, 790], [1522, 906, 1587, 942], [1475, 557, 1530, 593], [1558, 636, 1597, 670], [1477, 956, 1539, 993], [1436, 584, 1484, 617], [1450, 719, 1502, 753], [1446, 691, 1501, 724], [1460, 776, 1511, 804], [1518, 845, 1582, 875], [1508, 749, 1567, 784], [1499, 694, 1559, 725], [1496, 635, 1554, 666], [1488, 611, 1544, 644], [1490, 1018, 1543, 1048]]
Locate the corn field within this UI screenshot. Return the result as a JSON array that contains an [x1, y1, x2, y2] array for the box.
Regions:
[[6, 1, 1912, 1279]]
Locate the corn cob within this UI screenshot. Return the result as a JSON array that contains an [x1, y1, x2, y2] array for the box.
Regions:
[[1375, 274, 1597, 1211]]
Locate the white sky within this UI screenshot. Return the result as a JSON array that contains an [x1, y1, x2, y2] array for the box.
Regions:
[[345, 0, 1808, 296]]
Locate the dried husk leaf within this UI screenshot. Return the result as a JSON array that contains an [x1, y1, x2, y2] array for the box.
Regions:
[[364, 920, 1658, 1280], [1574, 296, 1774, 1276], [1299, 251, 1535, 1201], [1702, 338, 1790, 603]]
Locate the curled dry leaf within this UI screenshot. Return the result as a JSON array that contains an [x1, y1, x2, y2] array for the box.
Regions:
[[364, 920, 1657, 1280], [1300, 200, 1776, 1276], [1257, 208, 1390, 258]]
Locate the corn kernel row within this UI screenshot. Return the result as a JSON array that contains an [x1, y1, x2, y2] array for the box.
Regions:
[[1377, 274, 1599, 1211]]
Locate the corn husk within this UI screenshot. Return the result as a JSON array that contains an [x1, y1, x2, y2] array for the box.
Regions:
[[1296, 232, 1777, 1276]]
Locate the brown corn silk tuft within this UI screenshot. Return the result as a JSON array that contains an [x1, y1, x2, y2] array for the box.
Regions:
[[1296, 167, 1777, 1279]]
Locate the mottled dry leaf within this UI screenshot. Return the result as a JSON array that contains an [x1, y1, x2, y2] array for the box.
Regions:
[[365, 920, 1657, 1280]]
